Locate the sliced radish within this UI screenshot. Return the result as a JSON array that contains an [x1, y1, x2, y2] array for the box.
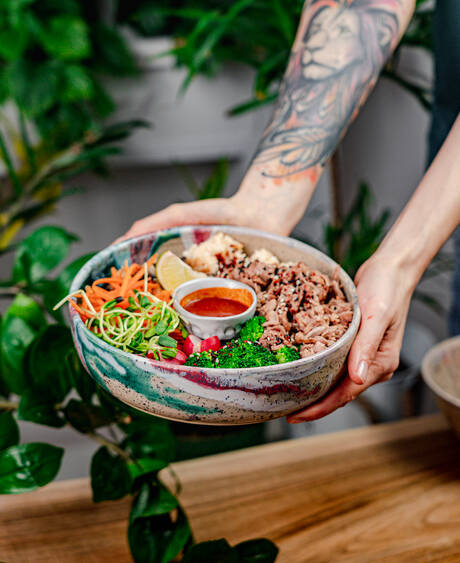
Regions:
[[163, 349, 187, 365], [184, 334, 202, 356], [147, 349, 187, 365], [200, 336, 221, 352]]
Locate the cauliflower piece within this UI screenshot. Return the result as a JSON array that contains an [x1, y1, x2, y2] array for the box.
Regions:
[[183, 232, 245, 275], [250, 248, 280, 265]]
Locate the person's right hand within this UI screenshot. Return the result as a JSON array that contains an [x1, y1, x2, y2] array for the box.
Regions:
[[287, 251, 415, 423]]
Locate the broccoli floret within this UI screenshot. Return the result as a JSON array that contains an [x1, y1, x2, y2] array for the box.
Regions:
[[239, 316, 266, 342], [275, 345, 300, 364], [215, 340, 277, 368], [185, 340, 279, 369], [185, 351, 215, 368]]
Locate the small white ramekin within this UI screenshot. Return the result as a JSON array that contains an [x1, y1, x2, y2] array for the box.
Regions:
[[173, 277, 257, 340]]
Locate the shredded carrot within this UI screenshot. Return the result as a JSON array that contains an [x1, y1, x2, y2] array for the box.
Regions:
[[69, 299, 92, 319], [147, 253, 158, 268], [72, 254, 169, 315], [92, 288, 112, 300], [120, 271, 131, 297], [93, 277, 116, 286], [127, 263, 137, 276], [129, 268, 146, 286], [156, 290, 171, 303]]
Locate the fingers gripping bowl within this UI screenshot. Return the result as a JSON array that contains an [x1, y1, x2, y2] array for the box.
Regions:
[[69, 226, 360, 425]]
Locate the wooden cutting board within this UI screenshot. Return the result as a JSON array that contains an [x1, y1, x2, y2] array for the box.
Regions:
[[1, 414, 459, 562]]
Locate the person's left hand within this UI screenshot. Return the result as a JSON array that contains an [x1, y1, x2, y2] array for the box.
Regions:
[[287, 252, 415, 424]]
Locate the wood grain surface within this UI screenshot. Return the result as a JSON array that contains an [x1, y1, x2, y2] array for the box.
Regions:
[[1, 415, 459, 563]]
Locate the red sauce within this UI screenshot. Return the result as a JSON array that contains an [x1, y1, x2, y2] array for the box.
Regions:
[[180, 287, 252, 317]]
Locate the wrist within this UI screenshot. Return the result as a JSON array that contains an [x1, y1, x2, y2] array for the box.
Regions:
[[229, 192, 294, 236], [231, 165, 320, 236], [369, 236, 424, 293], [355, 251, 416, 318]]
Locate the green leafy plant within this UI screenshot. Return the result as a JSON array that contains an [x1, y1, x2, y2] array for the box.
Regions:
[[0, 134, 277, 563], [0, 246, 278, 563], [183, 538, 278, 562], [0, 114, 144, 253], [0, 0, 138, 149], [116, 0, 434, 113]]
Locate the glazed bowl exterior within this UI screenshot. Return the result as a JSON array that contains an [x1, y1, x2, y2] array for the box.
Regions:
[[422, 336, 460, 439], [69, 225, 361, 425], [173, 277, 257, 340]]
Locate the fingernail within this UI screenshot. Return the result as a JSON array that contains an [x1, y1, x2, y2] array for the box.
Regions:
[[357, 360, 368, 384]]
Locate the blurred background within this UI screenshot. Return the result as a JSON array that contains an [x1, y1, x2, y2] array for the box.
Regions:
[[0, 0, 448, 479]]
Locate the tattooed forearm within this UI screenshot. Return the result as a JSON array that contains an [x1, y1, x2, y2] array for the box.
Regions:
[[232, 0, 412, 235], [254, 0, 403, 178]]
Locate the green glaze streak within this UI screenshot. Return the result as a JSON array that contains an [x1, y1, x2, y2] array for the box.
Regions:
[[83, 349, 221, 416], [164, 386, 182, 395], [161, 393, 222, 416]]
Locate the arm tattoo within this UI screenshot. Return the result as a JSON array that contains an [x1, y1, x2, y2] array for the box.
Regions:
[[254, 0, 401, 178]]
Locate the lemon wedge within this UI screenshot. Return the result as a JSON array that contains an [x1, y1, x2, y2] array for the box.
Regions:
[[155, 251, 206, 292]]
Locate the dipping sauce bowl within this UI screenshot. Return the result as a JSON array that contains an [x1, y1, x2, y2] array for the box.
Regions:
[[173, 277, 257, 340]]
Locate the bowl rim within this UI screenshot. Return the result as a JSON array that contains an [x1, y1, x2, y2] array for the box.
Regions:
[[173, 277, 257, 322], [69, 225, 361, 375], [421, 335, 460, 408]]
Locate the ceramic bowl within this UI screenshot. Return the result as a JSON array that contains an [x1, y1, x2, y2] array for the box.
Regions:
[[69, 225, 361, 425], [422, 336, 460, 439], [173, 277, 257, 340]]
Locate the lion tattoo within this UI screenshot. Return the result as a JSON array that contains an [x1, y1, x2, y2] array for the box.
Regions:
[[255, 0, 400, 177]]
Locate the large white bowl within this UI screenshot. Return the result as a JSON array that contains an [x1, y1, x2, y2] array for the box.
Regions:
[[69, 225, 360, 425]]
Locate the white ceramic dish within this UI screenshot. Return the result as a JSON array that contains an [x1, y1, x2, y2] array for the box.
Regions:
[[173, 277, 257, 340], [422, 335, 460, 439]]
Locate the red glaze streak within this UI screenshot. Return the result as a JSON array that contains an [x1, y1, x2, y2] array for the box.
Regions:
[[182, 369, 322, 398]]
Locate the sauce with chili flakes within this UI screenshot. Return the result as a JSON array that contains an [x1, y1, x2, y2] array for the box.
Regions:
[[180, 287, 252, 318]]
